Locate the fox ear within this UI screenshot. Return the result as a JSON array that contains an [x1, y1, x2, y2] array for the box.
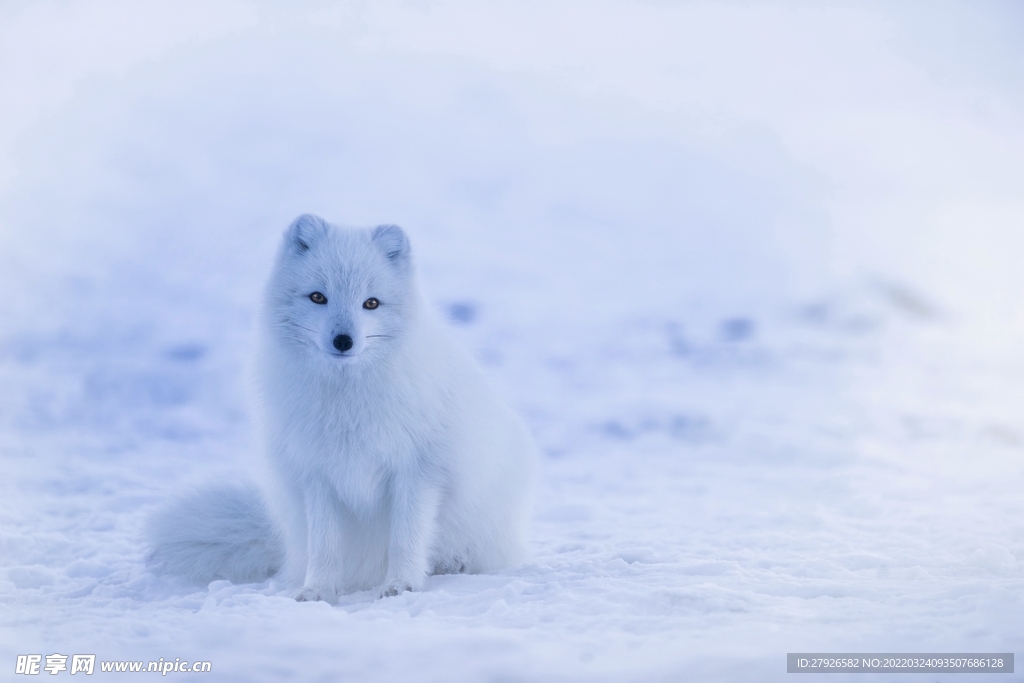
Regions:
[[371, 224, 410, 264], [285, 214, 329, 253]]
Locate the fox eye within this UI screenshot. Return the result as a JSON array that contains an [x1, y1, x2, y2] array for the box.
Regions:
[[309, 292, 327, 305], [363, 297, 379, 310]]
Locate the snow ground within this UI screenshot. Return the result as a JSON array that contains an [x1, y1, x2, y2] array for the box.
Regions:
[[1, 1, 1024, 680]]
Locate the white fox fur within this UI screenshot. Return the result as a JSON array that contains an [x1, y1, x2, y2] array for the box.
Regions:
[[146, 483, 284, 585], [147, 215, 535, 602]]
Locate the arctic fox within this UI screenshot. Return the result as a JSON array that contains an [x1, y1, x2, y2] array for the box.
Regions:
[[148, 215, 535, 602]]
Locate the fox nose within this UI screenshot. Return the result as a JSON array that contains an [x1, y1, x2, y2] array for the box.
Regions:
[[333, 334, 353, 352]]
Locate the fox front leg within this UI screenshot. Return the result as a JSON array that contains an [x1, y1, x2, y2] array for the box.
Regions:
[[295, 482, 344, 604], [379, 478, 440, 598]]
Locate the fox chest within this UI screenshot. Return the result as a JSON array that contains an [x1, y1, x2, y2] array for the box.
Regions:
[[302, 416, 424, 511], [273, 376, 443, 509]]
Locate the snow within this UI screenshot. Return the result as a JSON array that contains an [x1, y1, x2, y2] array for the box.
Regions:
[[2, 1, 1024, 680]]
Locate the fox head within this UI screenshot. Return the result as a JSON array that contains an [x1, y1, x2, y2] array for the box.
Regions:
[[264, 214, 416, 363]]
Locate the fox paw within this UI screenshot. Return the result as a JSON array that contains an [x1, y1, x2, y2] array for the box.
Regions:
[[295, 586, 337, 604], [379, 580, 412, 599], [432, 558, 466, 575]]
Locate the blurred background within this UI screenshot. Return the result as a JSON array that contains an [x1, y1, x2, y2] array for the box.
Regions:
[[1, 1, 1023, 680], [2, 0, 1023, 341]]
